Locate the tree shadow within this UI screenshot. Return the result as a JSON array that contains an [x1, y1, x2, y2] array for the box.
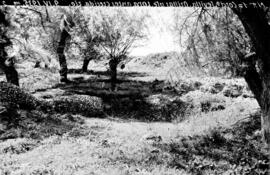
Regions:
[[49, 70, 187, 122], [68, 68, 149, 78]]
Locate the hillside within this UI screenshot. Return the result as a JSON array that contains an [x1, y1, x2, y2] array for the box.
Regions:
[[0, 51, 268, 175]]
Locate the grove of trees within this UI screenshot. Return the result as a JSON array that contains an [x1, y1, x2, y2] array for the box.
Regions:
[[86, 8, 149, 90], [0, 5, 270, 151]]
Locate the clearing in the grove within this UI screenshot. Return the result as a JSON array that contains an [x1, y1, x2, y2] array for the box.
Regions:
[[0, 6, 269, 175]]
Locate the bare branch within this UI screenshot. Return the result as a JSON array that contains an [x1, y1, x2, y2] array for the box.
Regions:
[[20, 7, 48, 33], [175, 8, 200, 47]]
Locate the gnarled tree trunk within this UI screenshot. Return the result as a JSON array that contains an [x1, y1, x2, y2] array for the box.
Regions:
[[3, 58, 19, 86], [81, 44, 100, 72], [57, 15, 74, 83], [0, 48, 19, 86], [109, 57, 118, 91], [234, 8, 270, 151], [82, 58, 92, 72], [57, 29, 70, 82], [0, 9, 19, 86]]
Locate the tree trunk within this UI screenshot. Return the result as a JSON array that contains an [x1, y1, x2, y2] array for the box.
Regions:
[[0, 61, 19, 86], [261, 84, 270, 149], [0, 9, 19, 86], [109, 58, 118, 91], [82, 58, 91, 72], [0, 52, 19, 86], [234, 8, 270, 151], [243, 65, 262, 107], [57, 29, 70, 83], [4, 62, 19, 86]]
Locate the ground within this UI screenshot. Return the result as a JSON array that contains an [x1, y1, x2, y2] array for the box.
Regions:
[[0, 52, 269, 174]]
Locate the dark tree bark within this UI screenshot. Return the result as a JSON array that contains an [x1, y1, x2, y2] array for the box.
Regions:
[[0, 57, 19, 86], [56, 15, 75, 83], [81, 42, 100, 72], [82, 58, 92, 72], [233, 8, 270, 150], [242, 53, 263, 107], [0, 9, 19, 86], [57, 29, 70, 82], [3, 58, 19, 86], [0, 46, 19, 86], [109, 57, 118, 91]]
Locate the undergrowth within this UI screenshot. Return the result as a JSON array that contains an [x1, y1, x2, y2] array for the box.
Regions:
[[152, 111, 269, 174], [0, 109, 85, 141]]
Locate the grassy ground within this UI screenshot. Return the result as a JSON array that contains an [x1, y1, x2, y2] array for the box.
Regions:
[[0, 52, 269, 174]]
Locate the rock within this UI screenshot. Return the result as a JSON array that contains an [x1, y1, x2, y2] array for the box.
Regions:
[[213, 82, 225, 92], [223, 85, 243, 98], [211, 104, 225, 111], [145, 135, 162, 142], [141, 133, 162, 143], [193, 81, 203, 90], [201, 102, 225, 113], [200, 85, 219, 94], [200, 82, 225, 94], [150, 149, 160, 153], [177, 82, 195, 94], [41, 94, 54, 99], [242, 87, 254, 98], [242, 93, 254, 98]]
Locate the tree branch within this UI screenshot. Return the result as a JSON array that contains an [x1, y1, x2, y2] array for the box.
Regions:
[[20, 7, 48, 33]]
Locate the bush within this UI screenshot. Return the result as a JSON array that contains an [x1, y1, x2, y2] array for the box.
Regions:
[[0, 138, 38, 154], [153, 115, 269, 174], [181, 90, 226, 113], [145, 94, 193, 122], [50, 95, 104, 117], [0, 109, 86, 141]]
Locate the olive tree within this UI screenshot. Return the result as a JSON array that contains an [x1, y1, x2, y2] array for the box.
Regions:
[[90, 8, 149, 90], [70, 8, 103, 73], [233, 7, 270, 151], [174, 6, 270, 151], [0, 7, 19, 86], [173, 8, 251, 77], [56, 12, 75, 82], [14, 6, 75, 83]]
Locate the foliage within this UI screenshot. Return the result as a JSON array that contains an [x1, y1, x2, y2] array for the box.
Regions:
[[0, 7, 269, 174], [162, 113, 269, 174], [89, 8, 149, 63], [7, 6, 77, 67], [0, 109, 86, 141], [173, 7, 252, 77]]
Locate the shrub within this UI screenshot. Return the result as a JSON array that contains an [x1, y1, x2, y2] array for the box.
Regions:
[[50, 95, 104, 117]]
